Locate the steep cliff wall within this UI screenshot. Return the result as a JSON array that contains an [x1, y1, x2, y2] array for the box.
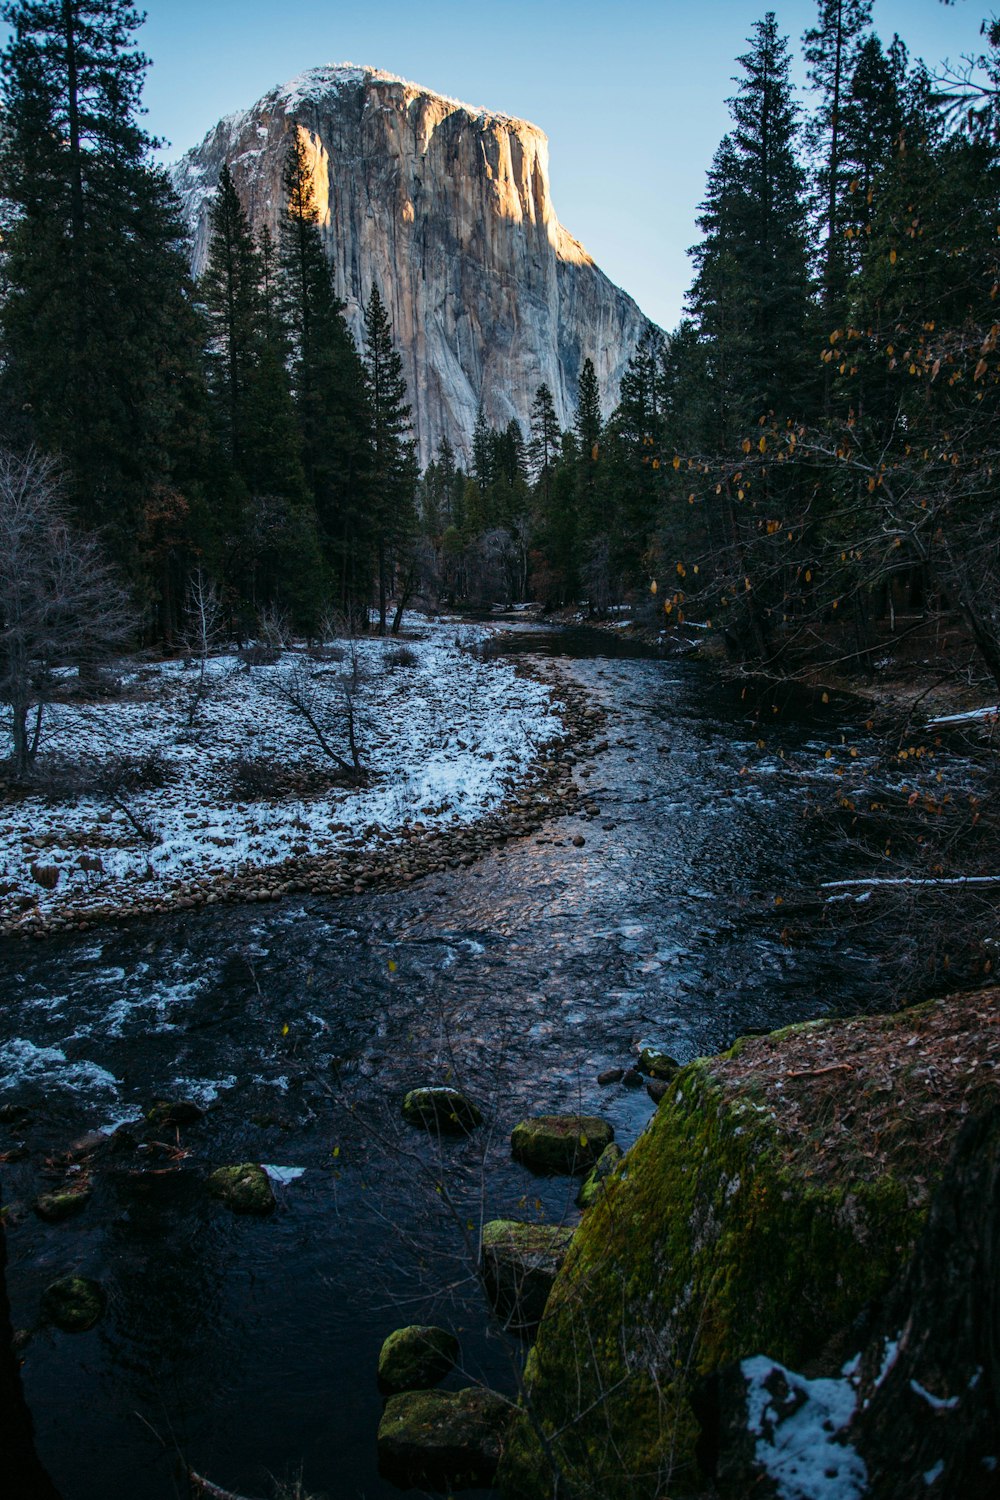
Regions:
[[170, 65, 654, 466]]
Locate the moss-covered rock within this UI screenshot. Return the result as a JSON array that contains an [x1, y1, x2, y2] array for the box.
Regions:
[[576, 1143, 624, 1210], [637, 1045, 680, 1080], [498, 994, 992, 1499], [378, 1324, 460, 1393], [41, 1275, 106, 1332], [510, 1115, 613, 1175], [481, 1220, 575, 1334], [145, 1099, 205, 1130], [34, 1185, 92, 1222], [377, 1386, 511, 1489], [207, 1164, 275, 1215], [402, 1087, 483, 1135]]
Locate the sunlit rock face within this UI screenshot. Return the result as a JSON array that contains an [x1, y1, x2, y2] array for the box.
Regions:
[[171, 65, 654, 466]]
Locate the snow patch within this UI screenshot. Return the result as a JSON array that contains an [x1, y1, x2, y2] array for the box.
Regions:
[[742, 1354, 868, 1500]]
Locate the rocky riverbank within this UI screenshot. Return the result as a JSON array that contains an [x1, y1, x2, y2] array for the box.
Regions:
[[2, 638, 606, 943]]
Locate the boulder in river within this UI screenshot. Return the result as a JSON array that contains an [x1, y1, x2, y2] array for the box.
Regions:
[[34, 1185, 92, 1222], [638, 1046, 681, 1080], [146, 1099, 206, 1131], [41, 1275, 106, 1332], [377, 1324, 459, 1394], [511, 1115, 613, 1175], [480, 1219, 575, 1334], [377, 1386, 510, 1489], [577, 1143, 624, 1210], [207, 1164, 275, 1215], [402, 1087, 482, 1135]]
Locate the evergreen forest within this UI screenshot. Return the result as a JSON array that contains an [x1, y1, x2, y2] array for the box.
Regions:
[[1, 0, 1000, 694]]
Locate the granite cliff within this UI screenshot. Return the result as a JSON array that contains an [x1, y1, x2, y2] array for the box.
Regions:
[[170, 65, 654, 466]]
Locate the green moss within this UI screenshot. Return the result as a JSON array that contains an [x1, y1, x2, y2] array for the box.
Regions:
[[637, 1047, 680, 1080], [481, 1219, 576, 1334], [511, 1116, 614, 1175], [499, 1057, 925, 1500], [577, 1143, 624, 1209], [207, 1164, 275, 1215], [377, 1324, 459, 1393], [377, 1386, 511, 1489], [41, 1275, 106, 1332], [34, 1186, 91, 1222], [402, 1087, 483, 1134]]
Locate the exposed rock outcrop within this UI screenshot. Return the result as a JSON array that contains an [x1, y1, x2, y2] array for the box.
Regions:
[[171, 65, 654, 465]]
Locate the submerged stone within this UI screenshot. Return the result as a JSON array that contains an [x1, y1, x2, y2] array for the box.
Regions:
[[41, 1275, 106, 1332], [577, 1142, 624, 1209], [207, 1163, 275, 1215], [146, 1099, 206, 1130], [480, 1219, 575, 1334], [34, 1186, 92, 1222], [510, 1115, 613, 1175], [402, 1087, 482, 1135], [377, 1386, 510, 1489], [378, 1324, 459, 1393]]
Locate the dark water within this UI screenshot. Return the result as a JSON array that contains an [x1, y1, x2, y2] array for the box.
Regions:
[[0, 630, 879, 1500]]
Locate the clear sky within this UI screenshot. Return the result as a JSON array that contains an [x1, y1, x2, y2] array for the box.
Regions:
[[80, 2, 1000, 328]]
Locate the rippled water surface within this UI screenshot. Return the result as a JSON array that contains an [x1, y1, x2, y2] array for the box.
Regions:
[[0, 630, 880, 1499]]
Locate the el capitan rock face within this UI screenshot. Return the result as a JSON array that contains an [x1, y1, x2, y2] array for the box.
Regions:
[[171, 65, 654, 466]]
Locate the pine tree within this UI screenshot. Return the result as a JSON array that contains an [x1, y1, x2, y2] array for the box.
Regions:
[[0, 0, 207, 586], [689, 15, 812, 435], [201, 165, 261, 467], [362, 284, 417, 633], [527, 383, 560, 505], [803, 0, 874, 314], [279, 126, 371, 618]]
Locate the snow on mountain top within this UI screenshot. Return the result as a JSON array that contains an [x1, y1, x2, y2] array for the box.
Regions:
[[267, 63, 539, 131]]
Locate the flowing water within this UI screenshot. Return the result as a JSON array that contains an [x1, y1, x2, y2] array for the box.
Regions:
[[0, 629, 881, 1499]]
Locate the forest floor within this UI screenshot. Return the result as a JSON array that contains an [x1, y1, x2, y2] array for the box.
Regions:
[[0, 618, 606, 940]]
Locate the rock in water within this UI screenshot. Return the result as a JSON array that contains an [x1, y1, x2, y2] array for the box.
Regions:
[[577, 1142, 624, 1209], [377, 1325, 460, 1394], [170, 65, 653, 467], [480, 1219, 575, 1334], [402, 1087, 482, 1135], [511, 1115, 614, 1175], [41, 1276, 106, 1332], [377, 1387, 511, 1489], [638, 1046, 681, 1080], [207, 1164, 276, 1215]]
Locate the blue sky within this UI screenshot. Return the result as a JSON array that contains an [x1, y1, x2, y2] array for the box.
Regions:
[[69, 3, 1000, 327]]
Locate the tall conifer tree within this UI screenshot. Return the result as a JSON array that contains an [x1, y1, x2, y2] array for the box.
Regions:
[[362, 284, 417, 633], [0, 0, 206, 582]]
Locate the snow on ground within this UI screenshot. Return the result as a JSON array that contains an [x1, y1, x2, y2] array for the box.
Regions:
[[742, 1354, 868, 1500], [0, 620, 562, 926]]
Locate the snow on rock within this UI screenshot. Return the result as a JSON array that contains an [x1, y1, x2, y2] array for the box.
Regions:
[[742, 1354, 868, 1500], [0, 621, 561, 928]]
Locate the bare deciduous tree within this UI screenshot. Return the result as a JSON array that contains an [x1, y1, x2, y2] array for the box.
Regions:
[[272, 654, 365, 782], [180, 568, 224, 729], [0, 450, 133, 778]]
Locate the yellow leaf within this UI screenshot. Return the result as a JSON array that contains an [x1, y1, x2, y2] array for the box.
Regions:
[[889, 249, 897, 264], [805, 569, 812, 582], [282, 1022, 290, 1036], [672, 455, 681, 469], [332, 1145, 340, 1158], [388, 959, 397, 972]]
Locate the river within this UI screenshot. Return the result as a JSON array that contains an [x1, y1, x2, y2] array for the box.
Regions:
[[0, 628, 881, 1499]]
